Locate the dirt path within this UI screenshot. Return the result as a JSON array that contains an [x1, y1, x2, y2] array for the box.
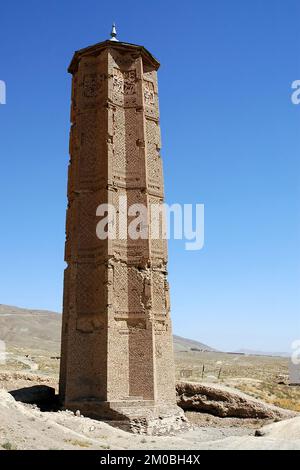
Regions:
[[0, 388, 300, 450]]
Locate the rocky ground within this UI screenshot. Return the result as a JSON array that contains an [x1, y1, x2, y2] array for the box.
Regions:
[[0, 371, 299, 450], [1, 305, 300, 450]]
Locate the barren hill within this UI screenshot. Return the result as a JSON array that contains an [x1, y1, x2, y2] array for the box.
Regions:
[[0, 304, 61, 352], [173, 334, 215, 352], [0, 304, 214, 353]]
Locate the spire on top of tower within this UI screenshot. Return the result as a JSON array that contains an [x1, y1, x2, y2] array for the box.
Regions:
[[109, 23, 118, 42]]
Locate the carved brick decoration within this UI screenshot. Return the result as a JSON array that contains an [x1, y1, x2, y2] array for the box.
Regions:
[[59, 39, 185, 434]]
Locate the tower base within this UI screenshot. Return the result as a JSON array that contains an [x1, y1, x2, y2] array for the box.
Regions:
[[63, 399, 188, 435]]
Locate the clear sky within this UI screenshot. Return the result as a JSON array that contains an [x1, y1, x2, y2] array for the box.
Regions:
[[0, 0, 299, 352]]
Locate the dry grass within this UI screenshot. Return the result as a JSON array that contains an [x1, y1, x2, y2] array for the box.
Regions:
[[235, 381, 300, 412], [1, 441, 17, 450], [175, 350, 300, 412], [64, 439, 91, 448], [1, 347, 299, 413]]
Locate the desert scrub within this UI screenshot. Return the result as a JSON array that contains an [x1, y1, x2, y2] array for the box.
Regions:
[[64, 439, 91, 448], [2, 441, 16, 450], [234, 381, 300, 412], [273, 398, 300, 412]]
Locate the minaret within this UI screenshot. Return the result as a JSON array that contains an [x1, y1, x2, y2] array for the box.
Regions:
[[59, 26, 185, 433]]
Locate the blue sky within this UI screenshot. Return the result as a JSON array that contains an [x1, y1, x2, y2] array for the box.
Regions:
[[0, 0, 299, 352]]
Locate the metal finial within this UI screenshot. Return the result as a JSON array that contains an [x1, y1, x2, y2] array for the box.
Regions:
[[110, 23, 118, 41]]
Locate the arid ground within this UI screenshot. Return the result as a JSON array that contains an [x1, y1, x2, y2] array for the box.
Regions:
[[0, 305, 300, 450]]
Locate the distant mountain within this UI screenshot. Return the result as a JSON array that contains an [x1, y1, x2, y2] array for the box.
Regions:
[[235, 348, 290, 358], [173, 334, 215, 353], [0, 304, 61, 352], [0, 304, 214, 354]]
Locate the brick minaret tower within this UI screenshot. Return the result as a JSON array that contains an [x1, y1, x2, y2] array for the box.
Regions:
[[59, 26, 185, 433]]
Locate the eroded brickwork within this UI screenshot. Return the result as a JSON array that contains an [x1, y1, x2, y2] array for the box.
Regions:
[[59, 40, 185, 432]]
